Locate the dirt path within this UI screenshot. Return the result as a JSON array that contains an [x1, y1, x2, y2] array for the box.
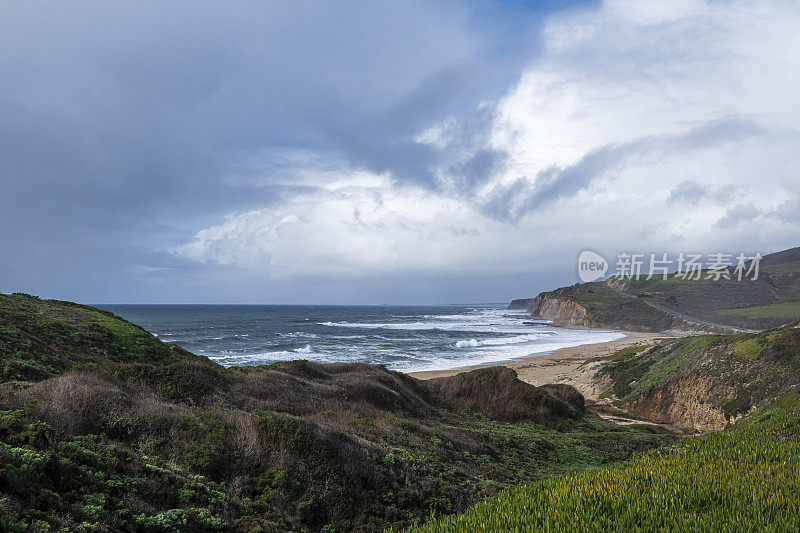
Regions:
[[589, 402, 696, 435]]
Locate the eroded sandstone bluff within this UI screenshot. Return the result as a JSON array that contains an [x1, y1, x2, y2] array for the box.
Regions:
[[524, 283, 675, 332], [595, 322, 800, 432]]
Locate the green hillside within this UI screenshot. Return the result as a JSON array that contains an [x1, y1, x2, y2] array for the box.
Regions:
[[413, 398, 800, 532], [5, 292, 799, 531], [415, 321, 800, 531], [0, 294, 671, 531], [620, 247, 800, 330], [0, 293, 197, 382]]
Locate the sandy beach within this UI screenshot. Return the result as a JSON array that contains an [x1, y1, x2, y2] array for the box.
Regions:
[[409, 331, 674, 401]]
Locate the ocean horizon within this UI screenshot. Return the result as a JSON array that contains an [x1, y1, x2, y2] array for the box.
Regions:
[[101, 303, 624, 373]]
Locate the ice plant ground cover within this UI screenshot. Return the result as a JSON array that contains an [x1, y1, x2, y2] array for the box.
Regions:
[[413, 395, 800, 532]]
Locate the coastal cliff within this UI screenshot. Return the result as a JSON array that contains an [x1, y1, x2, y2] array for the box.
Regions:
[[527, 283, 675, 332], [529, 291, 590, 327], [509, 246, 800, 333]]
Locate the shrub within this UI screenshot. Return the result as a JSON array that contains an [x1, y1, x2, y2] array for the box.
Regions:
[[734, 336, 765, 360]]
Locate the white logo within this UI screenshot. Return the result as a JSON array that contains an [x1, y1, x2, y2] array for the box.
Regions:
[[578, 250, 608, 283]]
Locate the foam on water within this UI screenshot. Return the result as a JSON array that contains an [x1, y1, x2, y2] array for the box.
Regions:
[[101, 304, 623, 373]]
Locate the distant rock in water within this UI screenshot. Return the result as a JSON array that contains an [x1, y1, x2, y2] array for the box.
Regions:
[[507, 297, 537, 311]]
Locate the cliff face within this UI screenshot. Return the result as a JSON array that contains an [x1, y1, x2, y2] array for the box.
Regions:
[[529, 292, 566, 320], [597, 324, 800, 432], [526, 284, 675, 331], [625, 375, 733, 432], [529, 288, 593, 327], [547, 297, 591, 328]]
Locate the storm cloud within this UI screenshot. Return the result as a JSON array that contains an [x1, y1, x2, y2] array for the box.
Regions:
[[2, 0, 800, 304]]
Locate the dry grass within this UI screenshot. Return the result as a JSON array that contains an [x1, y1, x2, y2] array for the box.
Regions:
[[27, 371, 130, 433]]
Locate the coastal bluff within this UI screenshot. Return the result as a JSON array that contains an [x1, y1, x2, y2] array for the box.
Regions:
[[513, 283, 676, 332], [507, 246, 800, 333]]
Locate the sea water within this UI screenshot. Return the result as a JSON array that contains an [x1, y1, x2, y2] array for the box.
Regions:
[[100, 304, 623, 372]]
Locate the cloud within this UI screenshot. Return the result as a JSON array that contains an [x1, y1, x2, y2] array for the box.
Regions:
[[172, 172, 519, 278], [477, 0, 800, 221], [0, 0, 558, 301], [480, 117, 769, 220], [771, 194, 800, 224], [668, 181, 709, 205], [172, 0, 800, 300], [4, 0, 800, 303], [714, 202, 762, 229], [668, 180, 742, 206]]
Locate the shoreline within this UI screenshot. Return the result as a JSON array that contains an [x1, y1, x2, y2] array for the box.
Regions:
[[408, 330, 675, 401]]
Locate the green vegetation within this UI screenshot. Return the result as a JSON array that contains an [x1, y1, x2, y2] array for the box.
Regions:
[[581, 344, 649, 366], [5, 290, 799, 531], [622, 248, 800, 330], [0, 408, 230, 532], [572, 283, 675, 331], [0, 293, 674, 531], [0, 293, 190, 383], [596, 322, 800, 431], [733, 336, 766, 360], [535, 282, 675, 331], [606, 344, 648, 360], [599, 335, 717, 399], [413, 402, 800, 532], [720, 301, 800, 320]]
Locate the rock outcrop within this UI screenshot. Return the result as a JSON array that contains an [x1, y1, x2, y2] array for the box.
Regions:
[[507, 298, 537, 311], [516, 283, 676, 332], [625, 376, 733, 432], [528, 292, 567, 320], [529, 289, 595, 327]]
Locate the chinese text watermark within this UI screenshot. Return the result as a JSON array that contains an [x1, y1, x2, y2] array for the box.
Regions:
[[578, 251, 762, 283]]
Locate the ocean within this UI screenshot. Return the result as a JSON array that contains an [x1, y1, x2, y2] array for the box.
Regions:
[[100, 304, 623, 373]]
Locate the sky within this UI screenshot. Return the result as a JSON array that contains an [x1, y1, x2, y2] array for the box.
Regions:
[[1, 0, 799, 304]]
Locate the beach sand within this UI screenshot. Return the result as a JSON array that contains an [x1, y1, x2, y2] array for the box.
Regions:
[[408, 331, 675, 402]]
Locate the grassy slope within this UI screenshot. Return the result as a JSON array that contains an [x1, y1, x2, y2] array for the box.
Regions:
[[417, 321, 800, 531], [621, 247, 800, 330], [562, 283, 674, 331], [0, 293, 195, 382], [719, 301, 800, 320], [417, 323, 800, 532], [413, 399, 800, 532], [0, 294, 672, 532], [595, 322, 800, 428]]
